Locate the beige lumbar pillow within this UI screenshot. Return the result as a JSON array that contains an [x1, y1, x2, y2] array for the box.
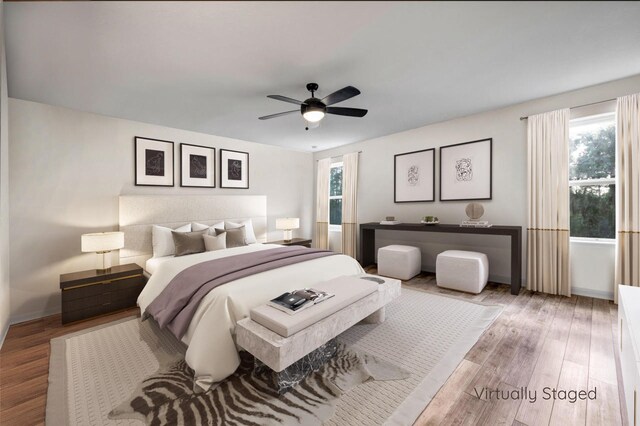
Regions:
[[172, 230, 207, 257], [203, 233, 227, 252]]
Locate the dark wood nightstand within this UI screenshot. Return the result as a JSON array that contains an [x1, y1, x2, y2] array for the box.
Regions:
[[60, 263, 147, 324], [266, 238, 312, 248]]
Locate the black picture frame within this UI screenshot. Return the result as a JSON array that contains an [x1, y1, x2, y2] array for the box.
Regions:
[[439, 138, 492, 201], [134, 136, 175, 187], [180, 143, 216, 188], [220, 149, 249, 189], [394, 148, 436, 203]]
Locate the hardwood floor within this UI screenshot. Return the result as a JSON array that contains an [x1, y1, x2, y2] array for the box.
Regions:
[[0, 308, 139, 425], [0, 272, 625, 426], [402, 272, 625, 426]]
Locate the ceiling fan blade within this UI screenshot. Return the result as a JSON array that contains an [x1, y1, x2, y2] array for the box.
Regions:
[[321, 86, 361, 106], [326, 107, 368, 117], [258, 110, 299, 120], [267, 95, 304, 105]]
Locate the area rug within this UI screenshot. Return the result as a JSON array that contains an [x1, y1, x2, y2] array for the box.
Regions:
[[46, 287, 502, 426]]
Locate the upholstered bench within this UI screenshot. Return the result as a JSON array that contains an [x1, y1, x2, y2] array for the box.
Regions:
[[236, 274, 401, 392], [436, 250, 489, 294], [377, 245, 421, 280]]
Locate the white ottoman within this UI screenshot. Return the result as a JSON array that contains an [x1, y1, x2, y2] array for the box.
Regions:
[[436, 250, 489, 294], [377, 245, 421, 280]]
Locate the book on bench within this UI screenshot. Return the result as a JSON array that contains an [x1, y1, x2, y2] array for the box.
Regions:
[[268, 288, 335, 315]]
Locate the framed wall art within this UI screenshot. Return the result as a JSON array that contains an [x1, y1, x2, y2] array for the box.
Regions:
[[180, 143, 216, 188], [134, 136, 174, 187], [394, 148, 435, 203], [220, 149, 249, 189], [439, 138, 492, 201]]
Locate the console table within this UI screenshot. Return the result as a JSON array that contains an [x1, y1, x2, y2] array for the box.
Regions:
[[359, 222, 522, 295]]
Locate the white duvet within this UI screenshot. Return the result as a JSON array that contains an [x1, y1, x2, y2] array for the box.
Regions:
[[138, 244, 364, 390]]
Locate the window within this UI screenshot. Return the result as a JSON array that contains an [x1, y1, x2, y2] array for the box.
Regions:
[[569, 112, 616, 240], [329, 162, 343, 231]]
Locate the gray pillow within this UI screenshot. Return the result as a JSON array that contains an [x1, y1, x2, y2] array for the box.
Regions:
[[172, 230, 207, 257], [204, 233, 227, 252], [216, 225, 247, 248]]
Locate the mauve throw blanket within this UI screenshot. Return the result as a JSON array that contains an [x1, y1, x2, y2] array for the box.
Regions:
[[146, 246, 335, 339]]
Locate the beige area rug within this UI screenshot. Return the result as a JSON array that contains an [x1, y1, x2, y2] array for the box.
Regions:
[[46, 288, 502, 426]]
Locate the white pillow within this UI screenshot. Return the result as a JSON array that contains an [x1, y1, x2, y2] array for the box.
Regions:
[[152, 223, 191, 257], [192, 221, 225, 235], [225, 219, 257, 244], [203, 233, 227, 252]]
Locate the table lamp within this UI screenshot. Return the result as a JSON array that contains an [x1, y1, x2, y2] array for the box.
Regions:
[[81, 231, 125, 272], [275, 218, 300, 243]]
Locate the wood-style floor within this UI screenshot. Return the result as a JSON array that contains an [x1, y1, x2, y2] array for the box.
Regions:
[[0, 308, 139, 425], [0, 271, 625, 426], [401, 272, 625, 426]]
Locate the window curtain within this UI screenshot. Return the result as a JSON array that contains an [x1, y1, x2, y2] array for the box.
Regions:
[[527, 109, 571, 296], [341, 152, 359, 258], [615, 93, 640, 302], [315, 158, 331, 249]]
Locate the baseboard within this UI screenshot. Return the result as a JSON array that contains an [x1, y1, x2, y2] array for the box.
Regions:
[[10, 306, 61, 326], [0, 322, 8, 349], [571, 286, 614, 301]]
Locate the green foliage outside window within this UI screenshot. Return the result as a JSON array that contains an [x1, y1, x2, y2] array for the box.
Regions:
[[569, 124, 615, 239], [329, 166, 343, 226], [330, 166, 343, 196]]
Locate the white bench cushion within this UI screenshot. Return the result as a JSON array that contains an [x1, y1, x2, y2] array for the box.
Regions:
[[250, 276, 378, 337]]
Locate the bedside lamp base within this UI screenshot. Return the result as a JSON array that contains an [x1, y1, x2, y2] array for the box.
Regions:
[[282, 229, 293, 243], [96, 251, 113, 273]]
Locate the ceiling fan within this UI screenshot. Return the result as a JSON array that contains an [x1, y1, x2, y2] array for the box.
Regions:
[[259, 83, 368, 129]]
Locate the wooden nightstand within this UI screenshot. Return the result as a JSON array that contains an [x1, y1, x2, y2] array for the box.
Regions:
[[60, 263, 146, 324], [266, 238, 312, 248]]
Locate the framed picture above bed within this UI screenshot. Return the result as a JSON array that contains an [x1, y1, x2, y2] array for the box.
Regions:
[[220, 149, 249, 189], [180, 143, 216, 188], [134, 136, 175, 187], [439, 138, 492, 201], [394, 148, 435, 203]]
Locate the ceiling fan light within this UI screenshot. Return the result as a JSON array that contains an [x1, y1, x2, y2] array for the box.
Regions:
[[303, 110, 325, 122]]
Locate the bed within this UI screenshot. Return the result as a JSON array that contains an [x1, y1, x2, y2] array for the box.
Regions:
[[119, 195, 364, 390]]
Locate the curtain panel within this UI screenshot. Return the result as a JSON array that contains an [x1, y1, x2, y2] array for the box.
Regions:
[[315, 158, 331, 249], [527, 109, 571, 296], [341, 152, 359, 258], [615, 93, 640, 302]]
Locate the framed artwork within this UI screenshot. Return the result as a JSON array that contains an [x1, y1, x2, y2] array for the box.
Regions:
[[180, 143, 216, 188], [439, 138, 492, 201], [220, 149, 249, 189], [134, 136, 174, 186], [394, 148, 435, 203]]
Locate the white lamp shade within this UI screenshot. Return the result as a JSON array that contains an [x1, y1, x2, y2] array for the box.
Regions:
[[276, 218, 300, 230], [81, 232, 125, 253]]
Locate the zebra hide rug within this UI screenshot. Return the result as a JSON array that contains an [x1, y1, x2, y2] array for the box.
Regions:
[[108, 343, 409, 426]]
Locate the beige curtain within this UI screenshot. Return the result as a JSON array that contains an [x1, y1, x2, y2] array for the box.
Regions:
[[315, 158, 331, 249], [527, 109, 571, 296], [341, 152, 359, 258], [615, 93, 640, 302]]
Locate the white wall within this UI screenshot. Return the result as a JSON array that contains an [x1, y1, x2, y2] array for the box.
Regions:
[[8, 99, 313, 323], [315, 75, 640, 293], [570, 240, 616, 300], [0, 1, 11, 345]]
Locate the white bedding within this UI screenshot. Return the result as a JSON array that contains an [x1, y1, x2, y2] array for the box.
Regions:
[[144, 256, 173, 275], [138, 244, 364, 390]]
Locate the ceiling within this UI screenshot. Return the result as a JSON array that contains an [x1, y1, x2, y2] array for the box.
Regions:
[[5, 2, 640, 152]]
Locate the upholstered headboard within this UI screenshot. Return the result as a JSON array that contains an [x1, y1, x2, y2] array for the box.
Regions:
[[119, 195, 267, 267]]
